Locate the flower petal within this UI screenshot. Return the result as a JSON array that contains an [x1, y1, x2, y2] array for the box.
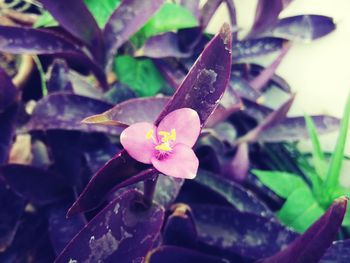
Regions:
[[151, 144, 199, 179], [120, 122, 156, 164], [157, 108, 200, 147]]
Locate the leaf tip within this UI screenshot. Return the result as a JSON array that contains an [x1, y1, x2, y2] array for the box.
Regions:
[[219, 23, 232, 47]]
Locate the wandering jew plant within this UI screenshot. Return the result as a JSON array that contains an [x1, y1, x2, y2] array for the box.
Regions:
[[0, 0, 349, 262]]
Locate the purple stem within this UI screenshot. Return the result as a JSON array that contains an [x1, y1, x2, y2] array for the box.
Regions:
[[143, 171, 159, 207]]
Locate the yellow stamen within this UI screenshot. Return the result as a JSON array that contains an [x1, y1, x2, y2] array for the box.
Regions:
[[159, 129, 177, 142], [146, 129, 154, 140], [155, 142, 172, 151]]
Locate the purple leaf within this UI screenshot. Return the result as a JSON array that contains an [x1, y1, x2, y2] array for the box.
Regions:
[[48, 202, 86, 255], [225, 142, 250, 182], [248, 0, 291, 37], [200, 0, 223, 29], [237, 95, 295, 143], [0, 26, 107, 87], [154, 59, 185, 90], [0, 164, 69, 205], [147, 246, 228, 263], [103, 0, 165, 70], [263, 15, 336, 41], [230, 75, 262, 102], [47, 59, 73, 93], [0, 68, 17, 111], [155, 23, 232, 126], [67, 150, 144, 216], [26, 93, 119, 134], [0, 178, 25, 252], [40, 0, 104, 64], [139, 32, 191, 58], [321, 240, 350, 263], [249, 43, 291, 91], [260, 197, 348, 263], [232, 37, 285, 63], [55, 189, 164, 263], [195, 170, 272, 216], [192, 205, 297, 259], [163, 203, 197, 247], [259, 115, 340, 142], [82, 97, 169, 127]]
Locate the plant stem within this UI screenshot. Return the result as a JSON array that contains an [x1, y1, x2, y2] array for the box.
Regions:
[[143, 172, 158, 207], [32, 55, 48, 96]]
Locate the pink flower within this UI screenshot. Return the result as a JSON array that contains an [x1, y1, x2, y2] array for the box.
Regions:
[[120, 108, 200, 179]]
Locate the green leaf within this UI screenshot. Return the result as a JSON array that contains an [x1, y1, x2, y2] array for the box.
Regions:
[[324, 94, 350, 193], [84, 0, 121, 28], [141, 3, 198, 38], [34, 0, 121, 28], [304, 114, 327, 179], [114, 55, 165, 97], [252, 169, 308, 198], [277, 187, 324, 233]]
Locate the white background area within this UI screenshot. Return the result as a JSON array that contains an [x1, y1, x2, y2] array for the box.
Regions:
[[204, 0, 350, 185]]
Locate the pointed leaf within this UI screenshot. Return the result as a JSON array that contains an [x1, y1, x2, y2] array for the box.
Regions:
[[155, 23, 232, 126], [26, 93, 119, 134], [103, 0, 165, 70], [82, 97, 169, 127], [40, 0, 104, 63], [67, 150, 145, 216], [55, 190, 164, 263], [261, 197, 348, 263]]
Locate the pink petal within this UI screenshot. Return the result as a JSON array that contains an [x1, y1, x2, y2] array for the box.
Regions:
[[151, 144, 199, 179], [157, 108, 200, 147], [120, 122, 156, 164]]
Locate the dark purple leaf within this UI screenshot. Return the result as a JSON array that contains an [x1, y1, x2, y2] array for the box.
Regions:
[[230, 74, 262, 102], [263, 15, 336, 41], [163, 203, 197, 247], [103, 0, 165, 70], [195, 170, 272, 216], [0, 68, 17, 111], [40, 0, 104, 63], [321, 240, 350, 263], [48, 202, 86, 255], [233, 37, 285, 62], [192, 205, 297, 259], [68, 71, 104, 100], [26, 93, 120, 134], [147, 246, 228, 263], [249, 43, 291, 91], [155, 23, 232, 126], [47, 59, 73, 93], [225, 142, 250, 182], [0, 178, 25, 252], [0, 164, 69, 205], [56, 189, 164, 263], [260, 197, 348, 263], [140, 32, 191, 58], [0, 105, 18, 164], [200, 0, 223, 29], [248, 0, 291, 37], [0, 26, 107, 87], [82, 97, 169, 127], [67, 150, 143, 216], [237, 95, 295, 143], [260, 115, 340, 142]]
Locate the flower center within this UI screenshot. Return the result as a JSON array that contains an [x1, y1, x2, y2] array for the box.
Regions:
[[146, 128, 176, 153]]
